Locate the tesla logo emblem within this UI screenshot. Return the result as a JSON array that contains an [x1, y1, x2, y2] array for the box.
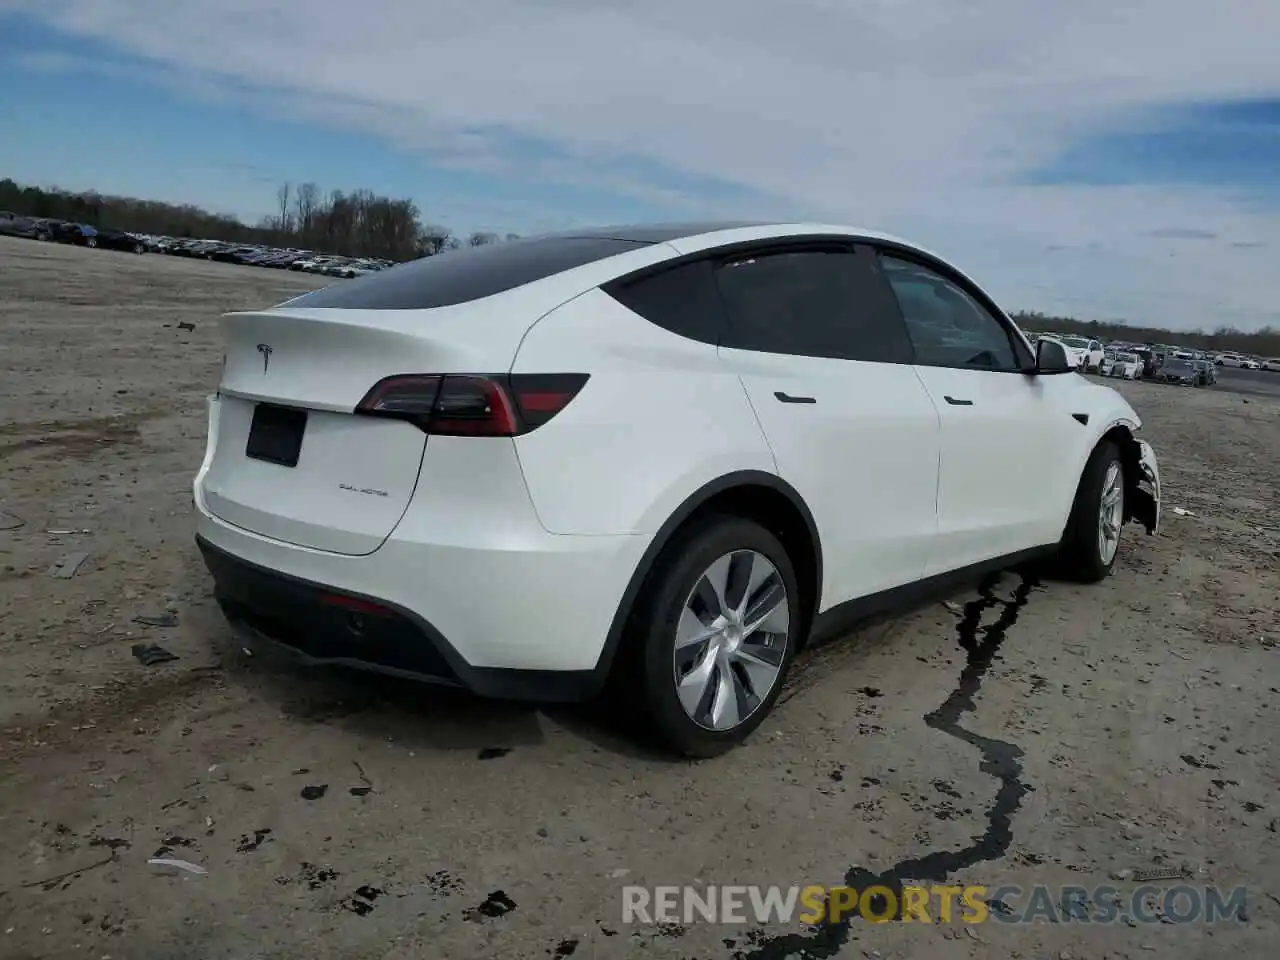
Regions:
[[256, 343, 273, 373]]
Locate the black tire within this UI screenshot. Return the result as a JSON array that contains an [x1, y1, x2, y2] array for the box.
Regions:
[[622, 514, 801, 758], [1056, 441, 1124, 583]]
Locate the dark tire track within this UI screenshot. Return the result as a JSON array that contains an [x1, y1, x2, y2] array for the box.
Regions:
[[737, 569, 1039, 959]]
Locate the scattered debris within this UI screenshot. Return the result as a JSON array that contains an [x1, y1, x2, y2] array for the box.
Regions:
[[477, 747, 512, 760], [301, 864, 341, 889], [153, 836, 196, 857], [463, 889, 518, 921], [300, 784, 328, 800], [1131, 865, 1190, 882], [942, 600, 963, 616], [131, 643, 179, 667], [353, 760, 373, 786], [0, 509, 25, 530], [1171, 507, 1197, 518], [49, 551, 91, 578], [133, 613, 179, 628], [176, 321, 196, 332], [349, 786, 372, 797], [46, 528, 91, 535], [856, 686, 883, 698], [236, 829, 273, 853], [343, 885, 385, 916], [1180, 753, 1220, 771], [148, 857, 207, 876]]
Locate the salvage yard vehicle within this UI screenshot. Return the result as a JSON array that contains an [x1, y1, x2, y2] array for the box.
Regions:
[[1057, 335, 1104, 372], [1192, 359, 1217, 386], [193, 222, 1161, 757], [1105, 351, 1143, 380], [1157, 359, 1199, 385]]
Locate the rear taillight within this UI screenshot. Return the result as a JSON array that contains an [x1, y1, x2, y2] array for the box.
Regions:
[[355, 373, 588, 436]]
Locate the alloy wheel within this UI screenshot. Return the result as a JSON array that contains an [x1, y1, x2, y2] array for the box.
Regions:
[[672, 549, 790, 732], [1097, 461, 1124, 565]]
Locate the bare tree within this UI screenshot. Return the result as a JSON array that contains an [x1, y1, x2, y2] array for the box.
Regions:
[[468, 231, 498, 246], [293, 182, 319, 247], [275, 182, 292, 234]]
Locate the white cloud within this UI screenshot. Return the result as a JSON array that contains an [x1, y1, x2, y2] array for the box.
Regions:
[[11, 0, 1280, 329]]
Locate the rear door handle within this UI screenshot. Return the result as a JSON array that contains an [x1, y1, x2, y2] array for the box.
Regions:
[[774, 391, 816, 404], [943, 395, 973, 406]]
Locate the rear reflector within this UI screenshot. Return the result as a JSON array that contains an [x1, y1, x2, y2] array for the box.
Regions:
[[355, 373, 588, 436], [319, 593, 391, 616]]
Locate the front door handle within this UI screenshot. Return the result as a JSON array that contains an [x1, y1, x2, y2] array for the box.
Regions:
[[774, 391, 816, 404], [943, 395, 973, 406]]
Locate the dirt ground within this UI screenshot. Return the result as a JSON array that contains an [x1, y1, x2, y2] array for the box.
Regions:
[[1, 235, 1277, 960]]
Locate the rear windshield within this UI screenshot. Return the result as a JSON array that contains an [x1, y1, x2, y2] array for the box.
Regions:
[[281, 236, 649, 310]]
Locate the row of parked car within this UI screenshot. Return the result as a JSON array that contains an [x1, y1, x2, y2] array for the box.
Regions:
[[0, 212, 152, 252], [1023, 331, 1279, 386], [136, 235, 395, 278], [0, 212, 394, 279]]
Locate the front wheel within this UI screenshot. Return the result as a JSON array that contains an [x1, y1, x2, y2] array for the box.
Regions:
[[85, 237, 98, 248], [1056, 442, 1125, 583], [625, 515, 800, 758]]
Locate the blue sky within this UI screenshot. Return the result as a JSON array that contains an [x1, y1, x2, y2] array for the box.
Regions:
[[0, 17, 762, 234], [2, 0, 1278, 330]]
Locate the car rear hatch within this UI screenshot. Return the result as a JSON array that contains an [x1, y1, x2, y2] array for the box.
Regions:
[[201, 303, 534, 555]]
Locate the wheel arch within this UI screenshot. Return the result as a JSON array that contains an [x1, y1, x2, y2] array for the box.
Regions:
[[591, 470, 823, 688], [1077, 419, 1148, 530]]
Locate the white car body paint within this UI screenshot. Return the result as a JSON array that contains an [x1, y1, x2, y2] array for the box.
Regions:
[[193, 221, 1161, 705]]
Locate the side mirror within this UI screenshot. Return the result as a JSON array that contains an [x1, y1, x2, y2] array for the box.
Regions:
[[1034, 337, 1073, 374]]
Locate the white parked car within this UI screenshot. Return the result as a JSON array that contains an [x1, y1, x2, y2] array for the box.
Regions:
[[1260, 358, 1280, 371], [1057, 335, 1104, 372], [1106, 352, 1143, 380], [193, 222, 1162, 757]]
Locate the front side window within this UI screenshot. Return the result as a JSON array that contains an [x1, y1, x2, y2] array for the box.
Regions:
[[879, 256, 1022, 371]]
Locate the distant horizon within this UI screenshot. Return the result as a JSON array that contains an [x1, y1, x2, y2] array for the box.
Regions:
[[2, 173, 1277, 347]]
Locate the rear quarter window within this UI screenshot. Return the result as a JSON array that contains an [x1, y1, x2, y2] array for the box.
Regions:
[[601, 258, 727, 345], [281, 236, 649, 310]]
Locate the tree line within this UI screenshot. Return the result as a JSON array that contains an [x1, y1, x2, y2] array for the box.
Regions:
[[1, 177, 1275, 355], [0, 178, 513, 262]]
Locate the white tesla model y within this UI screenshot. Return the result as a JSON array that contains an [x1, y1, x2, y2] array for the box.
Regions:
[[193, 222, 1161, 757]]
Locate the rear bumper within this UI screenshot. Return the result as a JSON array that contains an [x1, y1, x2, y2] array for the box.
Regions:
[[194, 491, 651, 701]]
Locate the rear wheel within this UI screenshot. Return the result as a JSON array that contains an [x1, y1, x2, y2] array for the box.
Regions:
[[625, 515, 799, 758], [1056, 441, 1125, 582]]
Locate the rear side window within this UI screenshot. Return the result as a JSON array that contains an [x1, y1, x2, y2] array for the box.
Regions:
[[602, 258, 727, 345], [713, 247, 914, 363], [282, 236, 649, 310]]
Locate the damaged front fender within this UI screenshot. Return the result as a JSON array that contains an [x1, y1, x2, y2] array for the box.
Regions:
[[1129, 439, 1160, 534]]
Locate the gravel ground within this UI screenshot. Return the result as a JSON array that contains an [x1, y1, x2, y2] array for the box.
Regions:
[[1, 235, 1278, 960]]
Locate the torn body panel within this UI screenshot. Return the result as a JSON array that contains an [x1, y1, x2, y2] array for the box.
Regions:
[[1129, 439, 1160, 534]]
